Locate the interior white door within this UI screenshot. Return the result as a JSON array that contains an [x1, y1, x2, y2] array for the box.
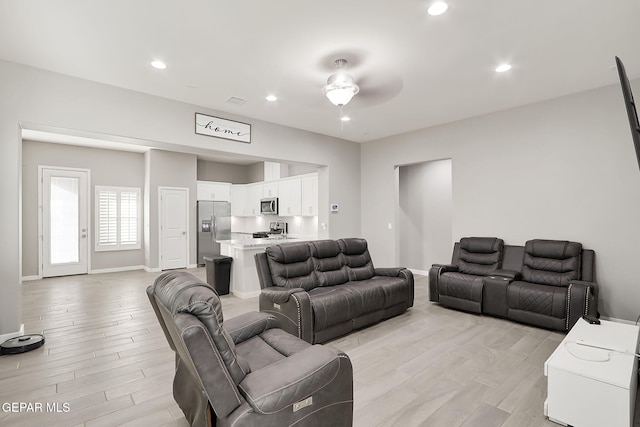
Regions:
[[160, 188, 188, 270], [42, 168, 89, 277]]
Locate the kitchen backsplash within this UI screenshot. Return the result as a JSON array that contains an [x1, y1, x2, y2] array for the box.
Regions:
[[231, 215, 319, 239]]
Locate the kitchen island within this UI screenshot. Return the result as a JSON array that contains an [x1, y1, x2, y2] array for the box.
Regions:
[[218, 237, 303, 298]]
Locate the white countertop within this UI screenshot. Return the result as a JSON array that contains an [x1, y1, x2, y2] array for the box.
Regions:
[[217, 237, 303, 249]]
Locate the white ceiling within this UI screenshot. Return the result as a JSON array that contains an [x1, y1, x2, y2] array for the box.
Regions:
[[2, 1, 639, 144]]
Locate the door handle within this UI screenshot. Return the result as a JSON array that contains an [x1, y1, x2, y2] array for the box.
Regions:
[[182, 231, 186, 235]]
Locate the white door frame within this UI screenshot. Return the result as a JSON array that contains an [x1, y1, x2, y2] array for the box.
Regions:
[[158, 186, 190, 270], [38, 165, 91, 278]]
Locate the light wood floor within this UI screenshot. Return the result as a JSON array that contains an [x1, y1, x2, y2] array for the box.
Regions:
[[0, 269, 637, 426]]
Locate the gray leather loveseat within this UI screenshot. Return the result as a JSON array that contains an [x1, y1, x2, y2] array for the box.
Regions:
[[255, 238, 414, 344], [429, 237, 598, 332]]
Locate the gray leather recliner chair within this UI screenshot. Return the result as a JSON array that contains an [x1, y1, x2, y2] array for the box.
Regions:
[[147, 271, 354, 427], [429, 237, 505, 313]]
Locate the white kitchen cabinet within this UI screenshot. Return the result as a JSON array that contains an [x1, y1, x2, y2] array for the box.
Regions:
[[246, 183, 263, 216], [301, 174, 318, 216], [197, 181, 231, 201], [278, 178, 302, 216], [263, 161, 281, 181], [231, 184, 247, 216], [231, 183, 263, 216], [262, 181, 278, 198]]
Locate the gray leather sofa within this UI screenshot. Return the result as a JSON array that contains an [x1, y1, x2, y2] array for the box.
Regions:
[[147, 271, 353, 427], [255, 238, 414, 344], [429, 237, 598, 332]]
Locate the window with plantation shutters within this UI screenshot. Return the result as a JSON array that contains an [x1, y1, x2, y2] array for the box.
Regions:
[[95, 186, 141, 251]]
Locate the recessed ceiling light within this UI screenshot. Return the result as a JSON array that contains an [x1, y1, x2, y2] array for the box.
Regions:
[[427, 1, 448, 16], [495, 64, 512, 73], [265, 95, 278, 102], [341, 116, 351, 122], [150, 60, 167, 70]]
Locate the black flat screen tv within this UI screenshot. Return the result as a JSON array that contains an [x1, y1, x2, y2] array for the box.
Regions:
[[616, 56, 640, 172]]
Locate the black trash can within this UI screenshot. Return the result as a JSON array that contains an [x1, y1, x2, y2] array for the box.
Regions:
[[204, 256, 232, 295]]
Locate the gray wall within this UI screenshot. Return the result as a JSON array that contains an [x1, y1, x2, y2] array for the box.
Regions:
[[398, 159, 452, 271], [197, 159, 251, 183], [196, 160, 320, 183], [362, 80, 640, 321], [21, 141, 146, 276], [0, 59, 361, 335]]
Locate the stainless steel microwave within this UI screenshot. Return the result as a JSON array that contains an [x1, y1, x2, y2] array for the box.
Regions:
[[260, 197, 278, 215]]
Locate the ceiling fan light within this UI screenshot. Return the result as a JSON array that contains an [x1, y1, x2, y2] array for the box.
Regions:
[[323, 59, 360, 106], [325, 87, 358, 106]]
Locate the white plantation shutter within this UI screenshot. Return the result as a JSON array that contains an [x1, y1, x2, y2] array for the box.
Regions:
[[120, 191, 137, 244], [95, 186, 141, 251], [98, 190, 117, 246]]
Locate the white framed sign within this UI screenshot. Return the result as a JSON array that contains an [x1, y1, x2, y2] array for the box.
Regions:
[[195, 113, 251, 143]]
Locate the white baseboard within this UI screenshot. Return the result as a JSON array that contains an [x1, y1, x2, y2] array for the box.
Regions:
[[143, 266, 162, 273], [409, 268, 428, 276], [231, 290, 261, 299], [90, 265, 145, 275], [187, 264, 199, 269], [0, 324, 25, 344], [21, 275, 41, 282]]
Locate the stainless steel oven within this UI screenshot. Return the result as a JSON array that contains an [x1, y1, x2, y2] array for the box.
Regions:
[[260, 197, 278, 215]]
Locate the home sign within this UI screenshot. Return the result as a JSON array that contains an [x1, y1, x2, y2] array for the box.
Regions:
[[195, 113, 251, 143]]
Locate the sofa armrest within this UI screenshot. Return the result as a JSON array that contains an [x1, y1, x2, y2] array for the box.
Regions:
[[432, 264, 458, 273], [225, 311, 280, 345], [489, 269, 521, 280], [239, 345, 348, 414], [428, 264, 458, 302], [566, 280, 599, 331], [374, 267, 404, 277], [261, 286, 306, 303], [375, 267, 415, 308], [259, 287, 314, 343], [572, 280, 599, 299]]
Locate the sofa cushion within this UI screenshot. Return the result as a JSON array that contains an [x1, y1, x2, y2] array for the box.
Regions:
[[521, 240, 582, 286], [358, 276, 408, 308], [309, 240, 349, 287], [338, 238, 376, 280], [343, 281, 385, 313], [266, 243, 316, 291], [308, 286, 361, 332], [438, 272, 484, 303], [457, 237, 504, 275], [507, 281, 567, 319]]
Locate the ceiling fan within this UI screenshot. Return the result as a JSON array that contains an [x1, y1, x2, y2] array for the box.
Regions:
[[323, 59, 360, 107]]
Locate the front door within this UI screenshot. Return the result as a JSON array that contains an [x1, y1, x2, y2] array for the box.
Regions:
[[41, 167, 89, 277], [160, 188, 188, 270]]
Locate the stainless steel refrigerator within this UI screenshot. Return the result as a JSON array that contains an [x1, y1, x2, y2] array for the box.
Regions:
[[197, 201, 231, 265]]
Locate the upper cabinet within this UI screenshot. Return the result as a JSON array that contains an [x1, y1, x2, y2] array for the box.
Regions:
[[229, 172, 318, 217], [230, 184, 247, 216], [197, 181, 231, 201], [278, 178, 302, 216], [263, 161, 281, 182], [231, 183, 263, 216], [301, 174, 318, 216], [262, 181, 278, 198], [246, 183, 262, 216]]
